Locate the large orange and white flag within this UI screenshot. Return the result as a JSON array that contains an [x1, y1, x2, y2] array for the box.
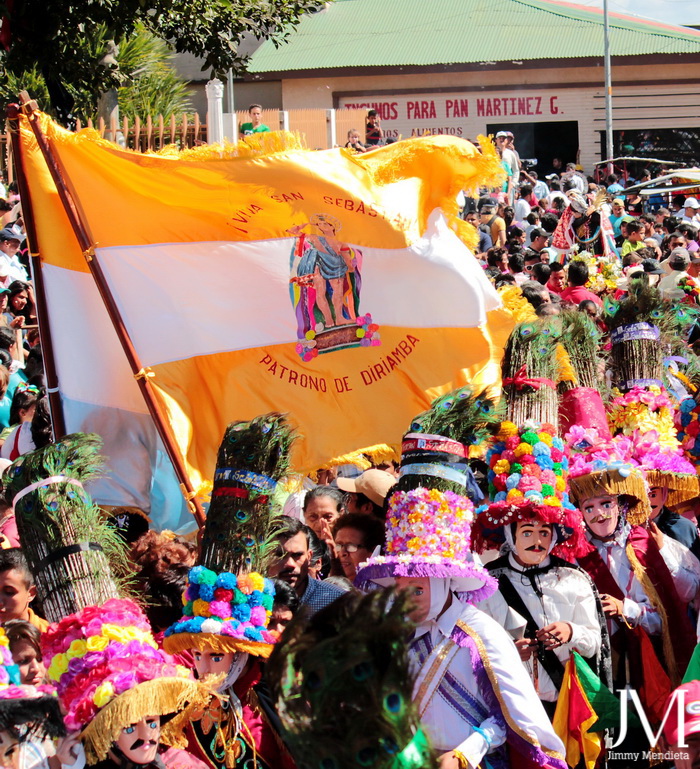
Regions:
[[19, 112, 512, 505], [16, 116, 193, 530]]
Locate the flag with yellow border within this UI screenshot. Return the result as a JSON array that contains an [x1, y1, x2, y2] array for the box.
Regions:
[[20, 111, 512, 504], [553, 653, 603, 769]]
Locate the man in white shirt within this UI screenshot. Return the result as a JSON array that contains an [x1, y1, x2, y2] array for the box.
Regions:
[[0, 229, 28, 283], [683, 197, 700, 224], [514, 185, 532, 222]]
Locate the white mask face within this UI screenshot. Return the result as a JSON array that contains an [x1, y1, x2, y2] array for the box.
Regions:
[[582, 495, 620, 539]]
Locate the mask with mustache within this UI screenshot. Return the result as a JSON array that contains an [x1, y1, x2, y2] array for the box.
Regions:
[[111, 718, 161, 766], [511, 521, 555, 566]]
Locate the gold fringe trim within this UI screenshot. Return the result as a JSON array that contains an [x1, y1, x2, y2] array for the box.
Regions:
[[497, 286, 537, 324], [81, 678, 214, 764], [359, 134, 504, 253], [568, 469, 651, 526], [176, 131, 307, 161], [162, 631, 272, 659], [625, 543, 679, 687], [555, 343, 577, 385], [449, 215, 479, 252], [359, 443, 401, 466], [645, 471, 699, 507], [38, 111, 307, 162], [278, 473, 307, 494], [364, 134, 504, 192], [316, 452, 371, 473], [315, 443, 401, 473], [455, 620, 566, 763], [160, 674, 226, 750]]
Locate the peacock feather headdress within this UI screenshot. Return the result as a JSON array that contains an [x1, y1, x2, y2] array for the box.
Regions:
[[2, 433, 129, 622], [501, 320, 560, 427], [164, 413, 297, 658], [2, 435, 215, 764], [355, 388, 497, 602], [399, 386, 502, 498], [266, 589, 433, 769]]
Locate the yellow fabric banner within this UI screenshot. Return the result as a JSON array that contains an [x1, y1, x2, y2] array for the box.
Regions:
[[21, 112, 512, 501]]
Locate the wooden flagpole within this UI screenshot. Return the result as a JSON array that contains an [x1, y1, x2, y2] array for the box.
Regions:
[[6, 103, 67, 439], [17, 94, 205, 527]]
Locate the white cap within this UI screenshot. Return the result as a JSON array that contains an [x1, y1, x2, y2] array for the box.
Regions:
[[685, 197, 700, 209]]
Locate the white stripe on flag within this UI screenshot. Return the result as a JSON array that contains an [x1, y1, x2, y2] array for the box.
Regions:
[[96, 211, 500, 366], [42, 264, 149, 412]]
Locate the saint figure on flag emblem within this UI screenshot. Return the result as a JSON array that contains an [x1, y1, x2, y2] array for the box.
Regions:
[[288, 213, 380, 361]]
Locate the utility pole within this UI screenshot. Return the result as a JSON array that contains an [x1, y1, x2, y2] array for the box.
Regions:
[[603, 0, 614, 173]]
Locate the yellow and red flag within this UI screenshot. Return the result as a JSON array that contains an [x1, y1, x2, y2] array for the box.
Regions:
[[19, 112, 510, 511], [553, 653, 604, 769]]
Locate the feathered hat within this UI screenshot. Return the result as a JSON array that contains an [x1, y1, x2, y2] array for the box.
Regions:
[[2, 434, 127, 621], [41, 599, 210, 764], [3, 435, 216, 764], [266, 589, 432, 769], [557, 310, 609, 436], [603, 282, 666, 392], [355, 388, 498, 602], [566, 427, 651, 525], [0, 626, 64, 744], [164, 413, 296, 658], [473, 420, 591, 560], [501, 319, 561, 428]]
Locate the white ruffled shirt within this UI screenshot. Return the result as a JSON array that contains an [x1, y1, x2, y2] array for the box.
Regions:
[[588, 524, 700, 636], [478, 553, 602, 702], [411, 597, 566, 766]]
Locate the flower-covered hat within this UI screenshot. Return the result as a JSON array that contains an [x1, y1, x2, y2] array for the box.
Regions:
[[632, 437, 698, 507], [0, 626, 65, 743], [609, 385, 698, 506], [42, 598, 212, 764], [566, 428, 651, 525], [354, 485, 495, 602], [163, 567, 277, 657], [355, 433, 496, 602], [164, 414, 297, 659], [473, 421, 591, 560], [356, 388, 503, 601]]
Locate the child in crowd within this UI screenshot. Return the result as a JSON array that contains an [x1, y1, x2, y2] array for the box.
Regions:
[[0, 548, 47, 632]]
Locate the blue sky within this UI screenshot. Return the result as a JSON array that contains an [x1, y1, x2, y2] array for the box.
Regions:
[[575, 0, 700, 27]]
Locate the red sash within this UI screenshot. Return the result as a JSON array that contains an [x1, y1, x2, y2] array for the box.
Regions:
[[578, 542, 672, 722], [9, 425, 21, 461], [627, 525, 696, 674]]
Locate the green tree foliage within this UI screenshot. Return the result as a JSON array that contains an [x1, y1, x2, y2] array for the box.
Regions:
[[0, 0, 324, 121], [116, 29, 193, 121], [0, 24, 193, 122]]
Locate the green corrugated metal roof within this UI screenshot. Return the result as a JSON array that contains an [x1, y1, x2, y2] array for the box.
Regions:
[[247, 0, 700, 72]]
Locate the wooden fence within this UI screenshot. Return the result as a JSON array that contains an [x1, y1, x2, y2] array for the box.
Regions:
[[75, 113, 208, 152]]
